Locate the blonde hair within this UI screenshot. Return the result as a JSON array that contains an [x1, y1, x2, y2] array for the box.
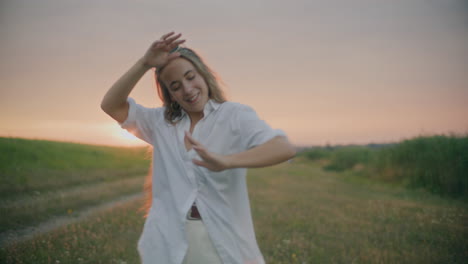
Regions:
[[155, 47, 227, 123], [141, 47, 227, 217]]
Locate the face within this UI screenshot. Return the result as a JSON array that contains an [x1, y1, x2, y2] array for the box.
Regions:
[[160, 58, 209, 118]]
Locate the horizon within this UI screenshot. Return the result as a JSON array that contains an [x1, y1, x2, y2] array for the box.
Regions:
[[2, 131, 467, 149]]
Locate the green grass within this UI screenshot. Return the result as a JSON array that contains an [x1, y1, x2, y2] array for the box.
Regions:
[[1, 160, 467, 263], [372, 135, 468, 198], [300, 134, 468, 199], [0, 137, 151, 232], [322, 146, 373, 171], [0, 137, 151, 198], [1, 198, 145, 264], [0, 176, 145, 233]]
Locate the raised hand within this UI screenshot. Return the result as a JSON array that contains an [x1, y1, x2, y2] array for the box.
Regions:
[[141, 32, 186, 69], [185, 131, 231, 172]]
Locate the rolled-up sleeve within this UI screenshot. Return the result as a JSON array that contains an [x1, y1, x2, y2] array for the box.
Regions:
[[235, 104, 286, 150], [118, 97, 161, 145]]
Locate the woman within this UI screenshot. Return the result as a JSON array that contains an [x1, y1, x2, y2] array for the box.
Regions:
[[101, 32, 296, 264]]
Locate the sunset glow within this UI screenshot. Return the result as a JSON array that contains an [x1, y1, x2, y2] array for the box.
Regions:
[[1, 0, 467, 147], [115, 126, 146, 147]]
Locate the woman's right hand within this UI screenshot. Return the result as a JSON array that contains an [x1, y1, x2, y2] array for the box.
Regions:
[[141, 32, 185, 69]]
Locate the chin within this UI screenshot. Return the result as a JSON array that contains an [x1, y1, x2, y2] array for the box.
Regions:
[[182, 97, 208, 113], [183, 104, 201, 113]]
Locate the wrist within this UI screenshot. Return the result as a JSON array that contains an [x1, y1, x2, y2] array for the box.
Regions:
[[137, 57, 153, 71], [225, 154, 238, 170]]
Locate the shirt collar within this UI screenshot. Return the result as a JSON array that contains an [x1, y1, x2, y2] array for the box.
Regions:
[[180, 99, 221, 120]]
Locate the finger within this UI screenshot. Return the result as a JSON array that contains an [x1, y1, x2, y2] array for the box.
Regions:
[[151, 40, 162, 46], [150, 39, 160, 46], [166, 40, 185, 54], [185, 131, 201, 146], [192, 147, 211, 162], [161, 31, 175, 40], [192, 145, 208, 156], [169, 39, 185, 49], [167, 52, 181, 60], [192, 159, 209, 168], [151, 40, 164, 50], [185, 132, 201, 150], [165, 33, 182, 44]]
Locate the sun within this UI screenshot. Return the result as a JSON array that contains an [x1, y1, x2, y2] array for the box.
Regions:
[[117, 128, 146, 146], [120, 129, 139, 141], [103, 123, 147, 147]]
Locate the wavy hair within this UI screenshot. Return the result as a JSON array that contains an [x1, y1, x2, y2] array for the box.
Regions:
[[155, 47, 227, 123]]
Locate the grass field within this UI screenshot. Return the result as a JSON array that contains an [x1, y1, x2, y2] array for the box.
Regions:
[[0, 137, 150, 232], [300, 134, 468, 199], [0, 137, 151, 199], [1, 157, 467, 263]]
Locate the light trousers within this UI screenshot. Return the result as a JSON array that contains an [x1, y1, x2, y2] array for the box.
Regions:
[[182, 220, 223, 264]]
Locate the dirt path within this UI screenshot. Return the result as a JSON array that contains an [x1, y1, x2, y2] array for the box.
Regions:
[[0, 192, 143, 248]]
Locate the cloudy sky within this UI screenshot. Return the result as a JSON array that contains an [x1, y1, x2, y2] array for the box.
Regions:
[[1, 0, 467, 147]]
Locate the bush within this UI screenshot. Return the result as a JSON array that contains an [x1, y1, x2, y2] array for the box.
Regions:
[[301, 134, 468, 199], [324, 146, 373, 171], [300, 148, 331, 161], [372, 135, 468, 198]]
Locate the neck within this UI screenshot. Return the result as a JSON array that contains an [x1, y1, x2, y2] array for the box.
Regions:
[[189, 112, 204, 127]]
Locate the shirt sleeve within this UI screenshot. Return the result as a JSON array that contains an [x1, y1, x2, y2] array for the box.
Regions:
[[118, 97, 161, 145], [235, 104, 287, 150]]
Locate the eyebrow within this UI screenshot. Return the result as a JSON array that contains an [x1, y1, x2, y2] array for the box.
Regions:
[[169, 70, 194, 87]]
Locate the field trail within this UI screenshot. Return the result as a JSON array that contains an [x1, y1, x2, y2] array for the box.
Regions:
[[0, 192, 143, 247]]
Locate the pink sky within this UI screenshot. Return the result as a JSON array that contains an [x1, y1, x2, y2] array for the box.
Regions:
[[1, 0, 467, 147]]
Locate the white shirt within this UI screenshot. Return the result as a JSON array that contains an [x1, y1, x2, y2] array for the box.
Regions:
[[119, 98, 286, 264]]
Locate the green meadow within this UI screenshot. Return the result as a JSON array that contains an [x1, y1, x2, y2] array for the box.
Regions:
[[0, 137, 151, 198], [1, 136, 467, 263], [0, 137, 151, 232], [301, 134, 468, 199]]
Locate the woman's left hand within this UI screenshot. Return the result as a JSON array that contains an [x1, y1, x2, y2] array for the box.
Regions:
[[185, 131, 231, 172]]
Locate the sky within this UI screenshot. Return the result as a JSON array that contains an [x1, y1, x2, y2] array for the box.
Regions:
[[1, 0, 467, 147]]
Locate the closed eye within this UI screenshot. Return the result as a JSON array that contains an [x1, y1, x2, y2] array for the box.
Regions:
[[170, 83, 181, 91], [186, 71, 195, 80]]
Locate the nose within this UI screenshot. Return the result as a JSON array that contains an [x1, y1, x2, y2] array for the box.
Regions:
[[182, 81, 194, 94]]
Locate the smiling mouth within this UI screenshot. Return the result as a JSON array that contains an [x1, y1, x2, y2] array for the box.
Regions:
[[185, 93, 199, 104]]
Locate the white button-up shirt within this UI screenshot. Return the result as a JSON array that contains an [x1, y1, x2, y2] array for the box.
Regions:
[[119, 98, 286, 264]]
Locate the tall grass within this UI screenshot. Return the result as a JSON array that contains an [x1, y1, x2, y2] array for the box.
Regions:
[[300, 134, 468, 199], [323, 146, 373, 171], [372, 135, 468, 198]]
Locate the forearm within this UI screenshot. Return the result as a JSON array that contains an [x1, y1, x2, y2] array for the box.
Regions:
[[101, 58, 151, 112], [227, 136, 296, 169]]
